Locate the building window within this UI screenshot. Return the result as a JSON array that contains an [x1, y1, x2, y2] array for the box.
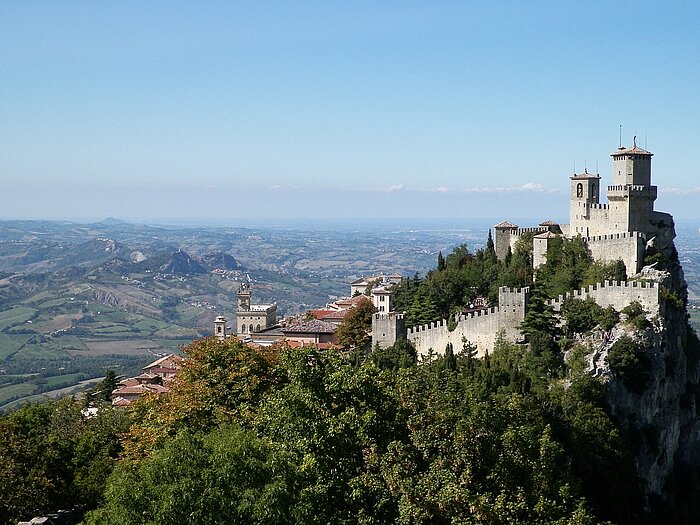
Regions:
[[217, 326, 222, 333], [241, 325, 246, 332], [256, 324, 261, 332], [577, 183, 583, 198], [249, 324, 253, 332]]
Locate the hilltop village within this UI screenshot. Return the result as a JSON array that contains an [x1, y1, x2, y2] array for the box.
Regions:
[[220, 140, 672, 358], [109, 140, 677, 407]]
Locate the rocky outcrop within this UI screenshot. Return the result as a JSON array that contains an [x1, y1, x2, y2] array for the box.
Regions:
[[582, 223, 700, 509]]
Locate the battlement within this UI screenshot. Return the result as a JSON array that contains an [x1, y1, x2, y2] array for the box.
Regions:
[[584, 231, 645, 243], [373, 312, 405, 321], [512, 227, 548, 235], [549, 279, 659, 314]]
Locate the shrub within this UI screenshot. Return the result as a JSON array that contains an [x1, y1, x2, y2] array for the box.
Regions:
[[607, 335, 652, 393], [621, 301, 650, 330]]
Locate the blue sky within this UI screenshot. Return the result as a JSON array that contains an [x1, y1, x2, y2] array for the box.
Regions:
[[2, 1, 700, 223]]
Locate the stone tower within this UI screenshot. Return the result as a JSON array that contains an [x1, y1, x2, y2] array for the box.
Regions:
[[214, 315, 228, 340], [569, 169, 601, 237], [494, 221, 518, 261], [372, 312, 406, 350], [608, 142, 657, 234], [237, 282, 251, 311]]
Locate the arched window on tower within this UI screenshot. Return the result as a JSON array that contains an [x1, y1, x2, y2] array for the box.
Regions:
[[249, 324, 253, 332], [576, 183, 583, 198]]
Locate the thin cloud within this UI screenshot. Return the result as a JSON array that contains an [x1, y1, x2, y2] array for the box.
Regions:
[[366, 182, 561, 194], [659, 187, 700, 195]]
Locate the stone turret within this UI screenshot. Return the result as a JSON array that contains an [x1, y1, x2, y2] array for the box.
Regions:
[[214, 315, 228, 340]]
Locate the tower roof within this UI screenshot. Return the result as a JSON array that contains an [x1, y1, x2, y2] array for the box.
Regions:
[[610, 145, 653, 157], [494, 220, 518, 229], [570, 168, 600, 179]]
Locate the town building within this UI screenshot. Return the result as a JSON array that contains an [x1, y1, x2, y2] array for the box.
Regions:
[[235, 282, 277, 336]]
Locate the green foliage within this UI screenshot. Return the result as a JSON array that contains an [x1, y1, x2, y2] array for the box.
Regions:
[[3, 320, 662, 524], [370, 339, 417, 371], [598, 306, 620, 331], [0, 399, 129, 524], [84, 425, 302, 525], [607, 335, 652, 393], [537, 236, 594, 299], [561, 297, 604, 336], [583, 259, 627, 287], [520, 286, 559, 337], [335, 299, 376, 350], [621, 301, 651, 330], [660, 286, 684, 310]]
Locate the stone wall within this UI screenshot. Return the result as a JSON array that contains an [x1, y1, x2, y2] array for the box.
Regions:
[[372, 312, 406, 349], [406, 287, 529, 359], [549, 279, 659, 315], [585, 231, 646, 276]]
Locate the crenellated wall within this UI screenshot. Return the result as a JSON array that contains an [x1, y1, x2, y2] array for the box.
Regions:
[[549, 279, 659, 314], [406, 287, 529, 359], [584, 231, 646, 276]]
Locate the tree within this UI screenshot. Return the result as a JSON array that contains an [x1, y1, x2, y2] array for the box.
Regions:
[[370, 339, 417, 371], [437, 251, 446, 271], [335, 299, 376, 350], [87, 370, 119, 404], [520, 286, 558, 337], [84, 425, 302, 525], [0, 399, 129, 524], [561, 297, 604, 336]]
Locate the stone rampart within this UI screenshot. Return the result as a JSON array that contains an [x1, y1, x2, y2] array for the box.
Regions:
[[549, 279, 659, 314], [406, 287, 528, 359], [585, 231, 646, 276]]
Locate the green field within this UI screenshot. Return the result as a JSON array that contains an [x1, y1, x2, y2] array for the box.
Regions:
[[689, 308, 700, 333], [0, 383, 37, 405], [12, 343, 71, 360], [43, 373, 86, 387], [0, 333, 31, 359], [0, 306, 37, 331]]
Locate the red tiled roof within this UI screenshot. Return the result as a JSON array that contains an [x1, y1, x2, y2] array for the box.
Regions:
[[538, 220, 559, 226]]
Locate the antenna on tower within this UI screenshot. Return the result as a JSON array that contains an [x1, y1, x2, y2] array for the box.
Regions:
[[619, 125, 622, 147], [633, 134, 637, 147]]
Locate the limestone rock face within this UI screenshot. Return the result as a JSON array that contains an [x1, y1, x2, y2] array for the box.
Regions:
[[586, 227, 700, 504]]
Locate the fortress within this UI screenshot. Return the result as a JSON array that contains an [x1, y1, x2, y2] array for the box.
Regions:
[[373, 139, 673, 358]]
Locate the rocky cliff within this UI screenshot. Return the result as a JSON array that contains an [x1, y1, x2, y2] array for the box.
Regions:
[[584, 222, 700, 515]]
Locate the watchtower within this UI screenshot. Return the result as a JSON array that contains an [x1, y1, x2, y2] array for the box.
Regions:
[[569, 168, 601, 237], [214, 315, 228, 340], [237, 282, 251, 311], [608, 141, 657, 234]]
